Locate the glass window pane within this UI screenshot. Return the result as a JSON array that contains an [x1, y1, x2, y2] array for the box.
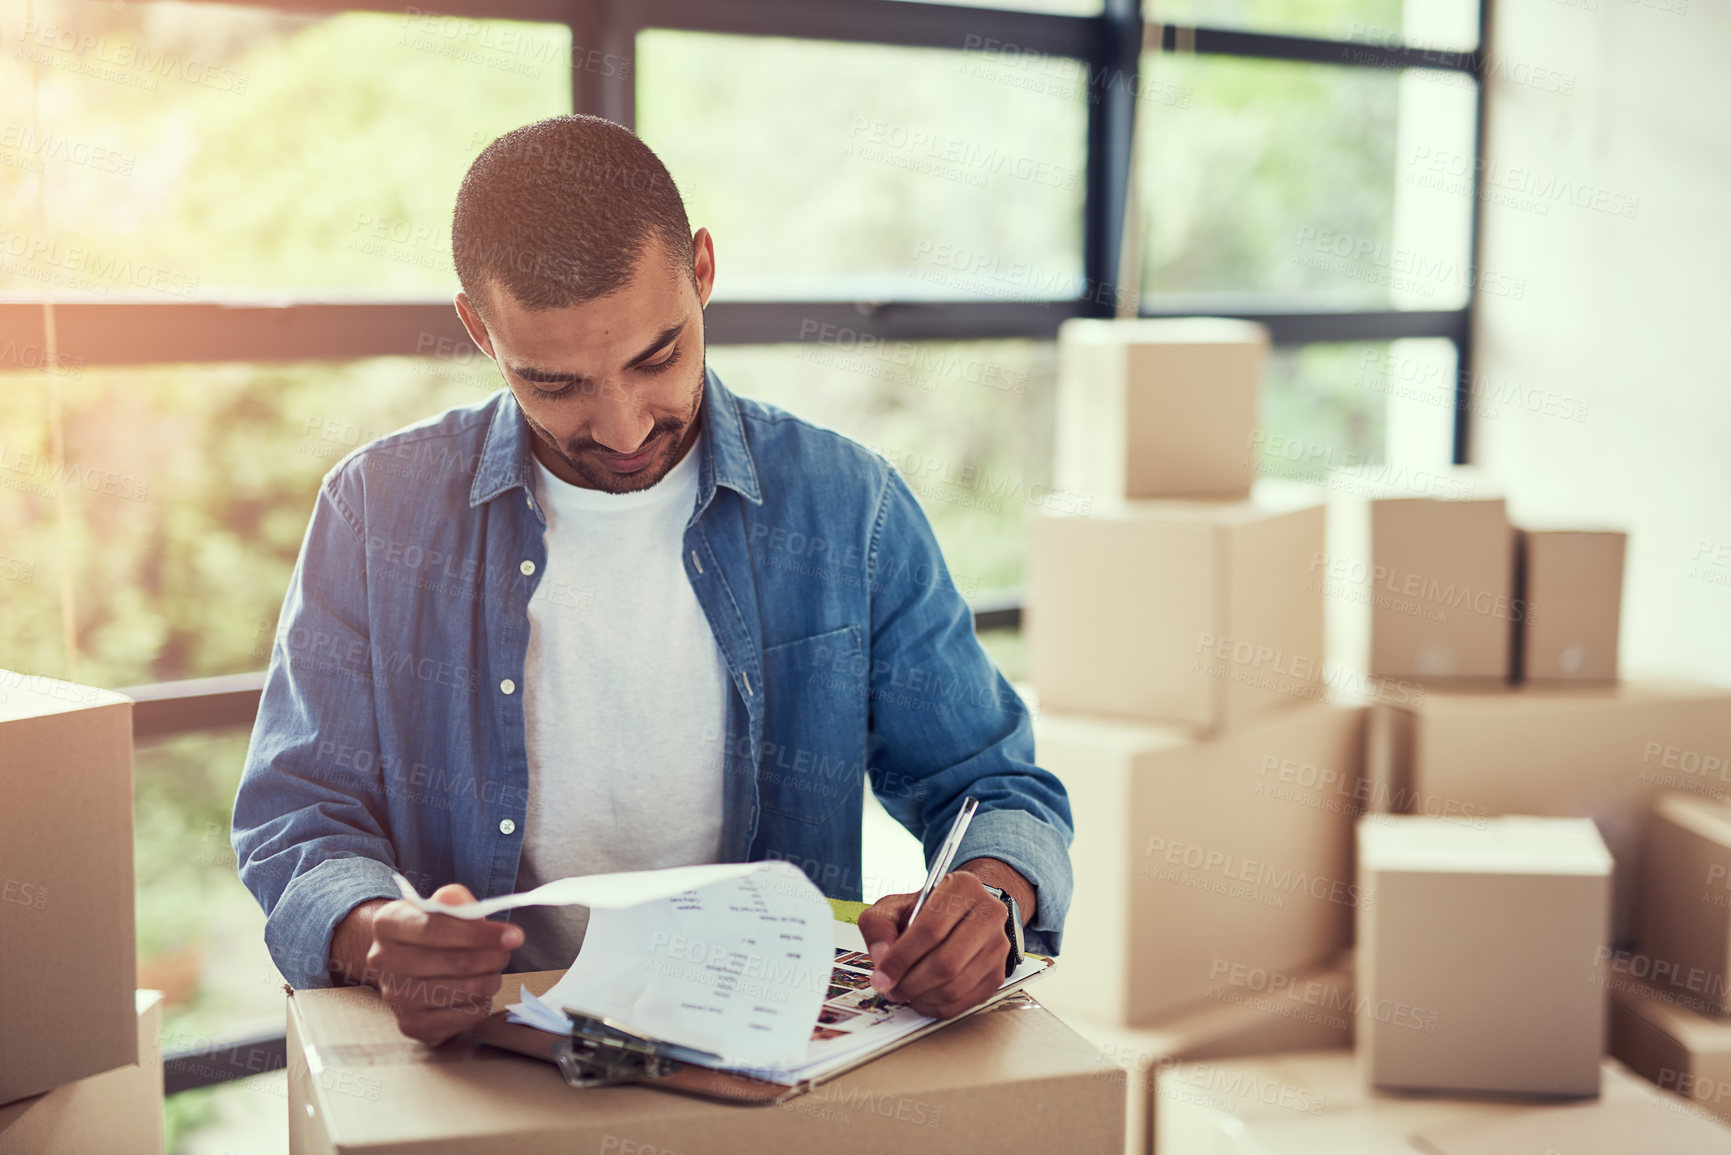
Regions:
[[0, 356, 498, 688], [636, 32, 1087, 301], [1252, 337, 1460, 482], [706, 339, 1059, 591], [1254, 341, 1390, 480], [0, 339, 1057, 688], [1134, 54, 1477, 310], [0, 2, 572, 300], [1146, 0, 1479, 51]]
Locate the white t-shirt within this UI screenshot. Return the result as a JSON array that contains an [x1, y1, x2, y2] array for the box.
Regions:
[[509, 437, 729, 972]]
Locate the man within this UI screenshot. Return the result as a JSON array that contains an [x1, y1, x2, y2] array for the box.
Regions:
[[232, 114, 1073, 1047]]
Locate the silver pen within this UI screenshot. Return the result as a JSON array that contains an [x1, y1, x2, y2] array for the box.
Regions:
[[906, 795, 980, 927]]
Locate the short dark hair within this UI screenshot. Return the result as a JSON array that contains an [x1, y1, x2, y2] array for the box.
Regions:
[[452, 115, 694, 323]]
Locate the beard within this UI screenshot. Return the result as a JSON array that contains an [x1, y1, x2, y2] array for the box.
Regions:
[[540, 353, 707, 495]]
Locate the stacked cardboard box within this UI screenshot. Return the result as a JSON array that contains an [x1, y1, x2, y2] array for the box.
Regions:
[[1364, 680, 1731, 942], [1028, 495, 1327, 734], [1031, 319, 1373, 1153], [1053, 316, 1268, 501], [1036, 316, 1319, 737], [1316, 478, 1626, 689], [1636, 791, 1731, 1011], [1608, 790, 1731, 1121], [1356, 816, 1612, 1097], [1033, 704, 1363, 1026], [1517, 529, 1627, 682], [1030, 317, 1708, 1149], [1154, 1050, 1731, 1153], [288, 970, 1128, 1155], [1067, 953, 1355, 1155], [0, 671, 141, 1109], [0, 991, 164, 1155], [1368, 496, 1517, 681], [1609, 974, 1731, 1126]]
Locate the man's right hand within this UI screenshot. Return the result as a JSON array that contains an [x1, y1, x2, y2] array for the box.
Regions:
[[332, 883, 524, 1046]]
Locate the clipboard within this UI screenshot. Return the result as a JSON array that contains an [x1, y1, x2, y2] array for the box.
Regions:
[[474, 897, 1055, 1105]]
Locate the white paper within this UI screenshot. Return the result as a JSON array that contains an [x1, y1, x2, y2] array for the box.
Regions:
[[507, 913, 1052, 1085], [539, 863, 832, 1066], [389, 861, 766, 920], [715, 919, 1049, 1085], [409, 860, 832, 1068]]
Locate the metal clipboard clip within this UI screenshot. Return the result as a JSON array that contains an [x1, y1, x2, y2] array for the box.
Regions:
[[550, 1010, 720, 1089]]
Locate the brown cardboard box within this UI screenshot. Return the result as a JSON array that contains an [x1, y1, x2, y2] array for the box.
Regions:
[[1411, 1093, 1731, 1155], [1312, 469, 1495, 687], [1027, 495, 1325, 732], [1154, 1051, 1708, 1155], [0, 671, 136, 1105], [1517, 530, 1626, 682], [1609, 976, 1731, 1125], [287, 971, 1127, 1155], [1370, 497, 1517, 680], [1066, 954, 1355, 1155], [1356, 816, 1611, 1097], [1054, 317, 1268, 501], [1638, 792, 1731, 1014], [1367, 679, 1731, 942], [1032, 702, 1364, 1026], [0, 990, 164, 1155]]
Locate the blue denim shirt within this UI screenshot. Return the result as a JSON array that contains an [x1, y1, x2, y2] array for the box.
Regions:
[[232, 368, 1073, 988]]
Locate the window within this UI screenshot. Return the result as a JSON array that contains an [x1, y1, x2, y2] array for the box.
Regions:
[[710, 338, 1059, 592], [1135, 55, 1476, 310], [1, 1, 1488, 1135], [637, 31, 1087, 301], [1, 4, 571, 300], [0, 358, 497, 686], [1144, 0, 1478, 50]]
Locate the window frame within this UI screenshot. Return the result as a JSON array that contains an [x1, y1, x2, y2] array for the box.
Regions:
[[2, 0, 1490, 459], [0, 0, 1494, 1097]]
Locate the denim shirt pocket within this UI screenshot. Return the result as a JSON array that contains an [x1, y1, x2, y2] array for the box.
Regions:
[[757, 624, 867, 825]]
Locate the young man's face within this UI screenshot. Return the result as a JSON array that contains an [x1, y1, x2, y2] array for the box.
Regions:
[[454, 228, 715, 494]]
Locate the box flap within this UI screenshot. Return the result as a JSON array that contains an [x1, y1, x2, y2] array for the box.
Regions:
[[0, 670, 131, 723]]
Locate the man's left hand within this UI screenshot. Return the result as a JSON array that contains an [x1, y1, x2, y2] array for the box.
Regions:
[[856, 858, 1034, 1020]]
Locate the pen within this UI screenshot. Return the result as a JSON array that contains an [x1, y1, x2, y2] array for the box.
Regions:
[[906, 795, 980, 928]]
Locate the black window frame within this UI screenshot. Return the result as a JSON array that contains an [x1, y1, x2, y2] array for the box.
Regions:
[[0, 0, 1493, 1096]]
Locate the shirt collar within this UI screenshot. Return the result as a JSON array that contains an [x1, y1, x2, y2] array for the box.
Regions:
[[468, 363, 762, 511]]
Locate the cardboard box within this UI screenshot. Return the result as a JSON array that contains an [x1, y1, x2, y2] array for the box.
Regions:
[[1032, 702, 1364, 1026], [0, 671, 136, 1105], [1356, 816, 1611, 1097], [1367, 679, 1731, 942], [1154, 1051, 1705, 1155], [1027, 495, 1325, 732], [1149, 1052, 1731, 1149], [287, 971, 1127, 1155], [1609, 975, 1731, 1125], [1410, 1093, 1731, 1155], [1517, 530, 1626, 682], [0, 990, 163, 1155], [1054, 317, 1268, 501], [1638, 792, 1731, 1014], [1064, 954, 1354, 1155], [1370, 497, 1516, 680]]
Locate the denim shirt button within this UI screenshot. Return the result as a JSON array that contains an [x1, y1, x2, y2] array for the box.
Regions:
[[499, 818, 517, 836], [519, 559, 536, 576], [499, 678, 517, 695]]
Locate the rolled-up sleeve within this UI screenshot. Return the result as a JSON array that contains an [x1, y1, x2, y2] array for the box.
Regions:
[[863, 468, 1074, 957], [231, 465, 401, 989]]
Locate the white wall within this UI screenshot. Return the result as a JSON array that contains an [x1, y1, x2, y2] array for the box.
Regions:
[[1471, 0, 1731, 682]]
